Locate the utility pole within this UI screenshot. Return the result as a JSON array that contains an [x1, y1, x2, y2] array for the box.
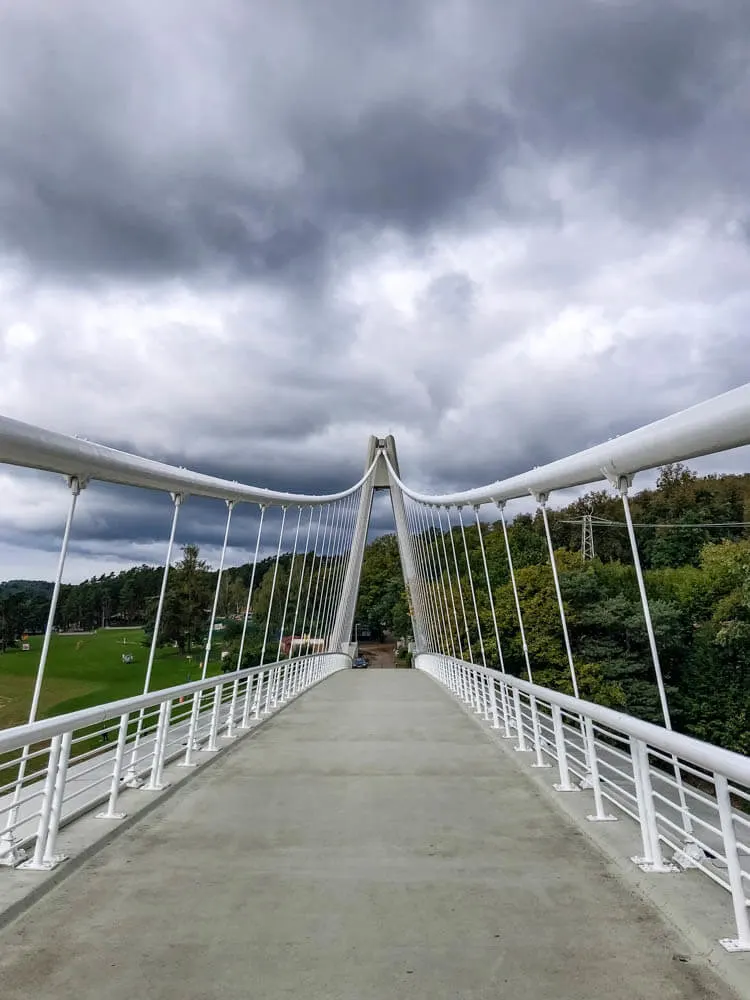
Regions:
[[581, 508, 595, 562]]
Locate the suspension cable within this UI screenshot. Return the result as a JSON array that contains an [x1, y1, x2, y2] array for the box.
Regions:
[[458, 506, 487, 667], [300, 506, 325, 656], [234, 504, 267, 731], [538, 498, 581, 700], [288, 507, 315, 660], [275, 506, 304, 662], [425, 505, 450, 653], [429, 504, 457, 659], [437, 505, 465, 659]]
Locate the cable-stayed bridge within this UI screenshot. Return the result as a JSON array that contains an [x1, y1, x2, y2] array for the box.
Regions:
[[0, 386, 749, 998]]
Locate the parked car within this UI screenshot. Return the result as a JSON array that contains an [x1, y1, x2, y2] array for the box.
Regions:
[[353, 656, 368, 669]]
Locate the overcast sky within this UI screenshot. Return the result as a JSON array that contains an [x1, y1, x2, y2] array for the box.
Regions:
[[1, 0, 750, 581]]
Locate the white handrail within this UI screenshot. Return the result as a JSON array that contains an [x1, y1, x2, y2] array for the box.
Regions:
[[386, 381, 750, 505], [0, 655, 327, 755], [0, 413, 377, 505], [417, 651, 750, 951], [416, 654, 750, 789]]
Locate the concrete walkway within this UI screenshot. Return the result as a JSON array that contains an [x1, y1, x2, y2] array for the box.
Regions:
[[0, 671, 738, 1000]]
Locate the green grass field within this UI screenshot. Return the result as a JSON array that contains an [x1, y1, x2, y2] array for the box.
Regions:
[[0, 628, 223, 730]]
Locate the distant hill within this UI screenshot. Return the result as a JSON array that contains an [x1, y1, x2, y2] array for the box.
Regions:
[[0, 580, 54, 598]]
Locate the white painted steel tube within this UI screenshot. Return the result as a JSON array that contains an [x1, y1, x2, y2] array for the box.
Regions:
[[384, 382, 750, 506], [416, 653, 750, 791], [0, 412, 378, 505]]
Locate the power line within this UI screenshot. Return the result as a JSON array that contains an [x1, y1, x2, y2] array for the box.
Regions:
[[561, 518, 750, 530]]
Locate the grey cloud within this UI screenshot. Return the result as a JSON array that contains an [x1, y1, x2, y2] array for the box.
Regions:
[[0, 0, 750, 582], [2, 0, 748, 286]]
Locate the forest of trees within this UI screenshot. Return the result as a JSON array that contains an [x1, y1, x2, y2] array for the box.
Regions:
[[0, 539, 350, 671], [1, 463, 749, 753], [354, 465, 750, 755]]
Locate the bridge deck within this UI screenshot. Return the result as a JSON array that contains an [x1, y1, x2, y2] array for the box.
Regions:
[[0, 670, 735, 999]]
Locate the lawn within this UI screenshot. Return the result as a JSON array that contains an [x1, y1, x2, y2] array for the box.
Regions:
[[0, 628, 223, 730]]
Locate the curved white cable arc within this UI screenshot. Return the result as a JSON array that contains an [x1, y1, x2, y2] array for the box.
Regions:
[[383, 381, 750, 506], [0, 413, 378, 505]]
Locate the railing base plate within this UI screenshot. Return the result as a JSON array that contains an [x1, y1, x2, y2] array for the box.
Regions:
[[632, 856, 680, 873], [19, 853, 67, 872], [587, 814, 617, 822], [720, 938, 750, 953], [95, 811, 126, 821]]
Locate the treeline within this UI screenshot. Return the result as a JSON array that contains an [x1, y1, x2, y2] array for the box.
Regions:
[[0, 540, 350, 670], [354, 464, 750, 754]]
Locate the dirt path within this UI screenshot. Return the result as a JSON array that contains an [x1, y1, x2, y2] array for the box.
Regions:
[[358, 642, 399, 668]]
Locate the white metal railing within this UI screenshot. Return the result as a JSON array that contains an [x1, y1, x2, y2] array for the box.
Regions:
[[416, 652, 750, 954], [0, 653, 349, 871], [0, 414, 378, 870]]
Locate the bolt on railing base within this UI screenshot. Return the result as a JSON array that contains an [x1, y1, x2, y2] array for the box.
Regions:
[[631, 856, 681, 874]]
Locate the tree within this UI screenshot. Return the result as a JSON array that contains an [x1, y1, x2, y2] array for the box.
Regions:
[[355, 534, 410, 640], [146, 545, 213, 656]]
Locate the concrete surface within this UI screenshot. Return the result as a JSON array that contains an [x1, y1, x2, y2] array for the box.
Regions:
[[0, 670, 741, 1000]]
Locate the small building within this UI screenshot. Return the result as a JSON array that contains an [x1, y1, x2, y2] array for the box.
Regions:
[[279, 635, 325, 656]]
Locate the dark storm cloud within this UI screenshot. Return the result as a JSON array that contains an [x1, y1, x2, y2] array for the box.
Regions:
[[5, 1, 746, 287], [1, 0, 750, 580]]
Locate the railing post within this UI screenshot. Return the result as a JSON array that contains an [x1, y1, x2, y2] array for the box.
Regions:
[[205, 682, 224, 752], [20, 736, 62, 871], [715, 775, 750, 952], [254, 671, 266, 718], [551, 705, 577, 791], [20, 731, 71, 872], [264, 666, 275, 714], [42, 730, 72, 868], [529, 697, 550, 769], [488, 675, 500, 730], [481, 673, 491, 720], [179, 693, 201, 768], [583, 719, 616, 822], [630, 737, 678, 873], [226, 673, 243, 738], [498, 681, 512, 738], [513, 689, 529, 752], [240, 673, 256, 729], [471, 668, 482, 714], [145, 700, 171, 790], [96, 713, 130, 821]]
